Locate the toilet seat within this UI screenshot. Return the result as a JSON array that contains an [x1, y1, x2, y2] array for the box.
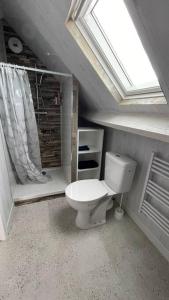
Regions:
[[65, 179, 108, 202]]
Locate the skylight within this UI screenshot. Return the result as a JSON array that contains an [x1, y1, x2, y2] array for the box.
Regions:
[[93, 0, 159, 91], [75, 0, 161, 96]]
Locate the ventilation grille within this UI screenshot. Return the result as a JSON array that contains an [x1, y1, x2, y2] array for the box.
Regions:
[[139, 152, 169, 236]]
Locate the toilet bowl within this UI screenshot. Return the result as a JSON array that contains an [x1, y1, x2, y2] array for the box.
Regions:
[[66, 179, 115, 229], [65, 152, 137, 229]]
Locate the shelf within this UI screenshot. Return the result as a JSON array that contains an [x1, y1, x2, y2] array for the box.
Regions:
[[78, 167, 99, 172], [78, 146, 100, 154], [78, 127, 101, 132], [84, 112, 169, 144], [77, 127, 104, 180]]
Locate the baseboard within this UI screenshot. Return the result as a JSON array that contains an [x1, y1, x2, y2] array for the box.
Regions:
[[0, 217, 6, 240], [126, 208, 169, 263], [15, 192, 65, 206], [4, 203, 14, 240]]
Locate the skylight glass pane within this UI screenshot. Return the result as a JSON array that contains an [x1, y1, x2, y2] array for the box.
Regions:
[[93, 0, 159, 90]]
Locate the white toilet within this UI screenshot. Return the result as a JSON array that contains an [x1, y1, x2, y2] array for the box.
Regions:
[[65, 152, 137, 229]]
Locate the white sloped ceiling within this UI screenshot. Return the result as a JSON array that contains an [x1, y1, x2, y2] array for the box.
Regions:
[[1, 0, 119, 112], [1, 0, 169, 114]]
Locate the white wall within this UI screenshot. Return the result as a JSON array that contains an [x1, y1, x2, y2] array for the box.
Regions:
[[0, 8, 15, 239], [0, 123, 16, 195], [0, 121, 14, 240], [61, 77, 73, 183], [104, 128, 169, 261]]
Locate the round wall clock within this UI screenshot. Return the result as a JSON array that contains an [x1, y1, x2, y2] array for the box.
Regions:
[[8, 37, 23, 54]]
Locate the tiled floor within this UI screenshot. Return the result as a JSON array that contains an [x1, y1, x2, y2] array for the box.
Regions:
[[13, 168, 67, 202], [0, 198, 169, 300]]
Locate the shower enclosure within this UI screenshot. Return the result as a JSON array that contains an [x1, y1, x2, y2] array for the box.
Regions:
[[0, 63, 78, 203]]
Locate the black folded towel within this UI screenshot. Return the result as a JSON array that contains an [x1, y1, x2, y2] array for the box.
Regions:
[[79, 145, 90, 151], [78, 160, 98, 170]]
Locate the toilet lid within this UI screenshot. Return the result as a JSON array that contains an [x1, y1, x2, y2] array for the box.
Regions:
[[65, 179, 108, 202]]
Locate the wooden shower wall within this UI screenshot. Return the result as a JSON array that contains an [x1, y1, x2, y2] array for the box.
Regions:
[[3, 20, 61, 168]]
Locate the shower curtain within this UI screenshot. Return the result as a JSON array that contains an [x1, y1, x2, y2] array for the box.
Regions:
[[0, 66, 48, 184]]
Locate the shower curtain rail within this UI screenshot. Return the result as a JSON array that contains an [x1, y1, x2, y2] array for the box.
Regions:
[[0, 62, 72, 78]]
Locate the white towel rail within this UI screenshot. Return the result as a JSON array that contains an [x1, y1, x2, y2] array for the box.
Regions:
[[141, 202, 169, 236], [139, 152, 169, 236]]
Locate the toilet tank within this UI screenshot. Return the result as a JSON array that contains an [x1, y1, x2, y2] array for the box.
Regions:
[[104, 152, 137, 193]]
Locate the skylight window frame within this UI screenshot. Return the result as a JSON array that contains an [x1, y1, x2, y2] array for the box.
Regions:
[[75, 0, 161, 98], [66, 0, 167, 105]]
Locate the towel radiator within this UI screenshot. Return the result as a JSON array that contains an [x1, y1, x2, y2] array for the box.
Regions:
[[139, 152, 169, 236]]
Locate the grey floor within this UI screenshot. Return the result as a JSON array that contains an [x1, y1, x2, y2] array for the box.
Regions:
[[0, 198, 169, 300]]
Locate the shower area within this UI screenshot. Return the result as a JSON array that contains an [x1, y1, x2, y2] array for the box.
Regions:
[[0, 63, 74, 202], [0, 21, 77, 203]]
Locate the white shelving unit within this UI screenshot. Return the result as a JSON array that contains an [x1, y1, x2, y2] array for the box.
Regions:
[[77, 127, 104, 180]]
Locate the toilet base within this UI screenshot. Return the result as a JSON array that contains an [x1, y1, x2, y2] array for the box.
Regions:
[[75, 197, 113, 229], [76, 211, 106, 229]]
